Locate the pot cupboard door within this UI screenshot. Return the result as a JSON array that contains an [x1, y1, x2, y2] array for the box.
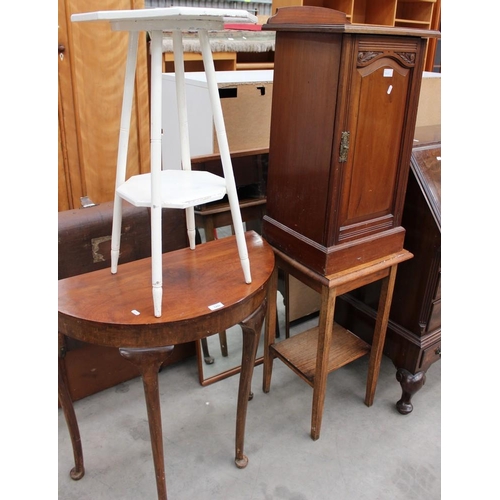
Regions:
[[332, 35, 424, 246]]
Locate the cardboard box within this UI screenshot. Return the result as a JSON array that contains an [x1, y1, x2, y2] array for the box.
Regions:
[[162, 70, 273, 170], [288, 275, 321, 323], [416, 71, 441, 128]]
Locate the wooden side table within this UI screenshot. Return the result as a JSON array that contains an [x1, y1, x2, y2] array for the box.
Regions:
[[263, 247, 413, 441], [58, 232, 275, 500]]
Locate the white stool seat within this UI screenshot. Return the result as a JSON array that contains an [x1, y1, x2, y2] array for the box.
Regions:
[[72, 7, 256, 317], [117, 170, 227, 209]]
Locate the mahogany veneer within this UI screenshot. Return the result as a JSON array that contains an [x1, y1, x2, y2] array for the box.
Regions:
[[262, 7, 439, 276]]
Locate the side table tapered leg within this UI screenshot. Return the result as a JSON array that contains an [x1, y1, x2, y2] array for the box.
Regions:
[[58, 355, 85, 480], [310, 286, 336, 441], [364, 264, 398, 407], [119, 346, 174, 500], [235, 299, 267, 468]]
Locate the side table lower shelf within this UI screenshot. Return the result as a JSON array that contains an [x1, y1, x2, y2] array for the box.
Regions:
[[263, 247, 413, 441], [270, 323, 370, 386]]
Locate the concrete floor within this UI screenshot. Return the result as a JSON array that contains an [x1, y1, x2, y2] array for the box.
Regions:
[[58, 298, 441, 500]]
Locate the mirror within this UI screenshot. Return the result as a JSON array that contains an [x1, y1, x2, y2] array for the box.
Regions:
[[196, 326, 265, 386], [194, 222, 289, 386], [196, 292, 286, 386]]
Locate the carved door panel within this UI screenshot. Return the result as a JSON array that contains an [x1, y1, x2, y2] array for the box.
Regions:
[[331, 36, 423, 247]]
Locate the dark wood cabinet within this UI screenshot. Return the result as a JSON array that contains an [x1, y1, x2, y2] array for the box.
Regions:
[[262, 7, 439, 276], [335, 135, 441, 413]]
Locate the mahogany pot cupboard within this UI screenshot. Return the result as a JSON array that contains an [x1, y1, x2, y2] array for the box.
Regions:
[[262, 7, 439, 275]]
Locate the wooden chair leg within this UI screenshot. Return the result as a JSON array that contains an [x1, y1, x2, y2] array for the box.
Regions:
[[284, 270, 291, 339], [218, 330, 228, 357]]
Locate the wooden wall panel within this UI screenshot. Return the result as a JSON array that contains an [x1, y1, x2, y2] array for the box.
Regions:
[[58, 0, 150, 209]]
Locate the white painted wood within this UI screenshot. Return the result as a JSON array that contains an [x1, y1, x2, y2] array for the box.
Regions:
[[71, 7, 257, 24], [199, 28, 251, 284], [172, 29, 196, 250], [150, 29, 164, 317], [116, 170, 227, 208], [72, 7, 256, 316], [111, 31, 139, 274]]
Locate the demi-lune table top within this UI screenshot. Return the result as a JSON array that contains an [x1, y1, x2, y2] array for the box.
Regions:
[[58, 231, 274, 348]]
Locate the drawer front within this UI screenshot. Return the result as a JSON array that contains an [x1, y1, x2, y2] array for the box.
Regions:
[[420, 340, 441, 371], [427, 298, 441, 332]]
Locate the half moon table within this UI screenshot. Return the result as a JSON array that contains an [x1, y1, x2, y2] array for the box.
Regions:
[[58, 231, 274, 500]]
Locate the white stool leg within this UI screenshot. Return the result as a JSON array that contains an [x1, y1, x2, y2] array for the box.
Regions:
[[111, 31, 139, 274], [150, 30, 164, 317], [198, 29, 251, 284], [172, 29, 196, 250]]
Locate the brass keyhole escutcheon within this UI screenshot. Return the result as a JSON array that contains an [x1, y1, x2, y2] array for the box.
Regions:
[[339, 131, 350, 163]]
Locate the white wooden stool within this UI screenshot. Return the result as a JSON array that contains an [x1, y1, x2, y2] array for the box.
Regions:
[[71, 7, 255, 317]]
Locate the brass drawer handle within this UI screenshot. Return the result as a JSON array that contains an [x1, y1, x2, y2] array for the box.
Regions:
[[435, 346, 441, 356]]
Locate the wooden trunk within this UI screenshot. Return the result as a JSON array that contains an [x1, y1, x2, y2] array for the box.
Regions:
[[59, 201, 195, 401]]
